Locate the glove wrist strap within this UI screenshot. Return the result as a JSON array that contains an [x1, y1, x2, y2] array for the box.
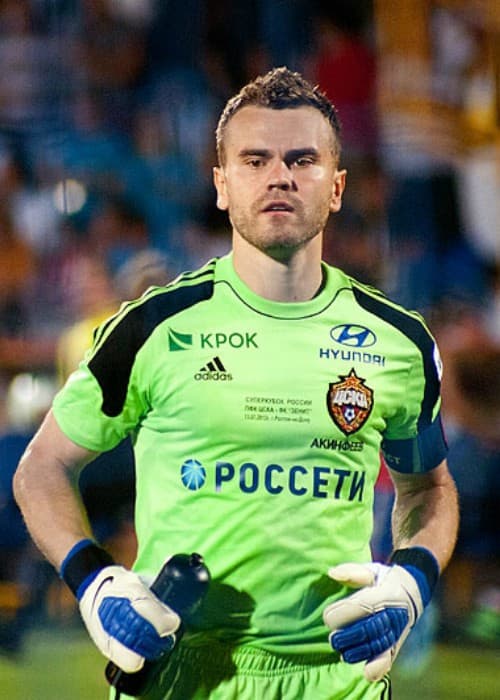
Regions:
[[389, 546, 440, 606], [60, 538, 115, 599]]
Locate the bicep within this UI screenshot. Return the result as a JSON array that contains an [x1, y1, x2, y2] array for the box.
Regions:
[[16, 409, 98, 484]]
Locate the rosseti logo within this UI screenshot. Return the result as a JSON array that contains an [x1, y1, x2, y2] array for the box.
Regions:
[[179, 459, 365, 502], [180, 459, 207, 490]]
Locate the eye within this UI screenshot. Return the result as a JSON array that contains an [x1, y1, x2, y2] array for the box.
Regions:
[[247, 158, 265, 168], [294, 156, 314, 167]]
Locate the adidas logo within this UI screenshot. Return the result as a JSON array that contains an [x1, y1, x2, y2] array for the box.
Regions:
[[194, 356, 233, 381]]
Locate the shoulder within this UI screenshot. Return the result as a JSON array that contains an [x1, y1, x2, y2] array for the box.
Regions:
[[343, 274, 436, 350], [91, 259, 218, 352], [82, 260, 218, 417]]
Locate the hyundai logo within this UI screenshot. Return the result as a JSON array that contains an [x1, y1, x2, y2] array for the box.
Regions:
[[330, 324, 377, 348]]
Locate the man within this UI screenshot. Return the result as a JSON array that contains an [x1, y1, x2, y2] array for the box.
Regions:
[[14, 68, 458, 699]]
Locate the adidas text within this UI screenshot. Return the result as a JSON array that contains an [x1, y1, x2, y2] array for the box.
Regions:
[[195, 371, 233, 381]]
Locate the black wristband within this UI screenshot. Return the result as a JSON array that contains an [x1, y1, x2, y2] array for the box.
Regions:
[[60, 540, 115, 598], [389, 547, 440, 604]]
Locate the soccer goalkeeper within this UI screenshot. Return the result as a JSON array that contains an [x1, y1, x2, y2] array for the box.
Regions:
[[14, 68, 458, 699]]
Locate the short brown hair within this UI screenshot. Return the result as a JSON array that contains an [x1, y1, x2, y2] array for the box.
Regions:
[[215, 66, 342, 165]]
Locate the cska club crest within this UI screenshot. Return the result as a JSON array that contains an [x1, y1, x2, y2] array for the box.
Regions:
[[327, 368, 374, 435]]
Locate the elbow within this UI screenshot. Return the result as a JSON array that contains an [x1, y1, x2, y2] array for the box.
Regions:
[[13, 457, 29, 512], [13, 444, 38, 514]]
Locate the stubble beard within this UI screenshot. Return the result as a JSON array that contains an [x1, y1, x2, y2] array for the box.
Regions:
[[229, 200, 330, 261]]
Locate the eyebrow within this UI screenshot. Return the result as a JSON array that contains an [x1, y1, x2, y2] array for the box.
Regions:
[[238, 148, 271, 159]]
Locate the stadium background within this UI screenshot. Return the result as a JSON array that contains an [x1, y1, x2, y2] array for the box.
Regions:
[[0, 1, 498, 697]]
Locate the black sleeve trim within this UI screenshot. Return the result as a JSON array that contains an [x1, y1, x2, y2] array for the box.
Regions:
[[352, 286, 440, 430], [88, 280, 213, 417]]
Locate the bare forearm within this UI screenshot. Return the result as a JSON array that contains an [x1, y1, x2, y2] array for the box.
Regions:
[[391, 461, 459, 571], [13, 411, 96, 570]]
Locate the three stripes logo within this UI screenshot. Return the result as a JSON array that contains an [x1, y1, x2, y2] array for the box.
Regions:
[[195, 356, 233, 381]]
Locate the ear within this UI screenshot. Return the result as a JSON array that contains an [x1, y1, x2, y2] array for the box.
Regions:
[[213, 166, 228, 211], [329, 168, 347, 213]]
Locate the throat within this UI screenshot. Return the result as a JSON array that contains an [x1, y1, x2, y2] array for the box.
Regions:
[[232, 231, 324, 302]]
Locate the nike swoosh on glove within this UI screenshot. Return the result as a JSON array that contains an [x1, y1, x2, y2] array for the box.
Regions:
[[79, 565, 181, 673], [323, 562, 425, 682]]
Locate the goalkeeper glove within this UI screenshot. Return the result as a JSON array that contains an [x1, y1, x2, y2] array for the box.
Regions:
[[323, 547, 439, 682], [60, 539, 180, 673]]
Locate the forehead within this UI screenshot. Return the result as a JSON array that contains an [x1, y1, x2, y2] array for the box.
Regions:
[[223, 105, 335, 154]]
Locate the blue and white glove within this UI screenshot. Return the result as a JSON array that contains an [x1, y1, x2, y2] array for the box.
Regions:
[[323, 547, 439, 682], [60, 540, 180, 673]]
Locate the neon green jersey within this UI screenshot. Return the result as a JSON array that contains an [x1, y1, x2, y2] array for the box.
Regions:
[[53, 254, 446, 657]]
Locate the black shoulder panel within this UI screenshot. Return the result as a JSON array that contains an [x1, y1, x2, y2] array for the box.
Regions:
[[352, 285, 439, 428], [88, 279, 214, 417]]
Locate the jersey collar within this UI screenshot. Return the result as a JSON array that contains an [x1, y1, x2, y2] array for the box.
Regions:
[[214, 253, 344, 319]]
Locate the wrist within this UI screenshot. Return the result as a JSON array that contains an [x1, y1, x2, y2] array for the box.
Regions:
[[60, 538, 115, 600], [389, 546, 440, 607]]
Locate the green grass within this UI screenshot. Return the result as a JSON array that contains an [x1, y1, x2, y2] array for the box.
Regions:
[[0, 628, 108, 700], [392, 643, 500, 699], [1, 628, 498, 699]]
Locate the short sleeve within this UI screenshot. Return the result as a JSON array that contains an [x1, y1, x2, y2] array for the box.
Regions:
[[381, 339, 447, 473]]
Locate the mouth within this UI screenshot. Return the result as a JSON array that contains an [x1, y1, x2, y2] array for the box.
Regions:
[[261, 200, 295, 214]]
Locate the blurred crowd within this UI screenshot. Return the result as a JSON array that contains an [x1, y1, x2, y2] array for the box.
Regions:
[[0, 0, 498, 661]]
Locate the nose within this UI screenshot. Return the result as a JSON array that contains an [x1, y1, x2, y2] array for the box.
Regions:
[[267, 159, 296, 191]]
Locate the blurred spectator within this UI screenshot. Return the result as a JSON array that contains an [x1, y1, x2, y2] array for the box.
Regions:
[[57, 248, 174, 383], [0, 371, 57, 654], [323, 157, 388, 287], [257, 0, 312, 69], [182, 222, 231, 271], [147, 65, 220, 175], [203, 1, 312, 90], [374, 2, 497, 313], [85, 195, 149, 275], [0, 0, 69, 135], [384, 168, 489, 312], [441, 345, 500, 643], [308, 4, 378, 158], [306, 4, 385, 292], [457, 28, 499, 273], [46, 90, 131, 201], [0, 200, 36, 338], [429, 294, 500, 644], [120, 107, 204, 258], [56, 253, 119, 382], [114, 248, 174, 300], [146, 0, 206, 77], [489, 266, 500, 343], [7, 151, 62, 260], [74, 0, 149, 132]]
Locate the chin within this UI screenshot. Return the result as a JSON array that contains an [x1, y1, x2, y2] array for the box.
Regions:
[[259, 239, 311, 263], [263, 229, 319, 251]]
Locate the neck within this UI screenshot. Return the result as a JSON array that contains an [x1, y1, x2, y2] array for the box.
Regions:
[[232, 235, 324, 302]]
